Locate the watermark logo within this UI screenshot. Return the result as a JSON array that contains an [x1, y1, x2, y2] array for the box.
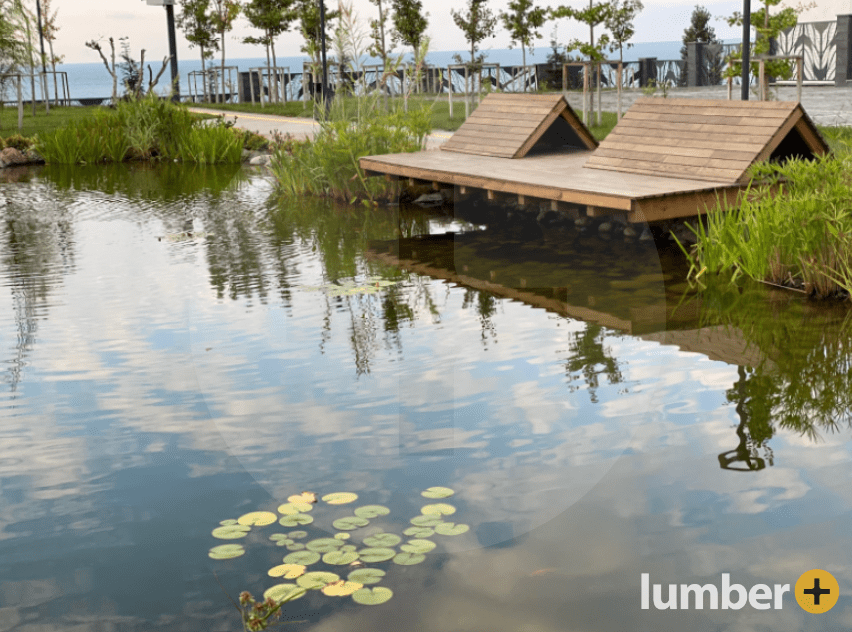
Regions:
[[641, 570, 838, 613]]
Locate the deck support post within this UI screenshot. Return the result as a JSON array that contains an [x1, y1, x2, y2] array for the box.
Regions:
[[487, 190, 496, 201], [432, 181, 441, 191], [518, 194, 526, 206]]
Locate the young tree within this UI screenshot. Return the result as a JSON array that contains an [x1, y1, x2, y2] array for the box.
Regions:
[[391, 0, 428, 60], [242, 0, 295, 102], [210, 0, 241, 103], [679, 5, 721, 86], [295, 0, 338, 97], [41, 0, 64, 105], [177, 0, 219, 101], [605, 0, 642, 65], [85, 37, 119, 104], [451, 0, 497, 70], [499, 0, 546, 89], [368, 0, 393, 69]]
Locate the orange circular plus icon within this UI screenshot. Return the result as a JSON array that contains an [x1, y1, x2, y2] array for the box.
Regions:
[[795, 569, 839, 613]]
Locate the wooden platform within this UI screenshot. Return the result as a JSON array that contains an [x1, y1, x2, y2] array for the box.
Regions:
[[360, 94, 830, 223]]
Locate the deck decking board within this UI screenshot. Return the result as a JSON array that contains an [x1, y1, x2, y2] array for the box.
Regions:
[[622, 111, 786, 127], [626, 103, 796, 119]]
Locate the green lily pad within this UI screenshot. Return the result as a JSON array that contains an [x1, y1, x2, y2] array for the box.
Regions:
[[323, 550, 360, 565], [421, 487, 455, 499], [238, 511, 278, 526], [400, 539, 436, 554], [333, 516, 369, 531], [269, 533, 289, 541], [208, 544, 245, 559], [276, 539, 294, 547], [341, 544, 357, 552], [363, 533, 402, 548], [334, 532, 350, 540], [263, 584, 305, 603], [403, 526, 434, 538], [306, 538, 344, 553], [434, 522, 470, 536], [268, 564, 307, 579], [410, 515, 442, 527], [278, 513, 313, 527], [283, 550, 321, 565], [297, 571, 340, 589], [322, 492, 358, 505], [393, 552, 426, 565], [357, 547, 396, 563], [219, 519, 238, 526], [348, 568, 386, 585], [211, 524, 251, 540], [278, 503, 313, 515], [354, 505, 390, 519], [286, 543, 306, 551], [352, 587, 393, 605], [421, 503, 455, 516], [288, 530, 308, 539]]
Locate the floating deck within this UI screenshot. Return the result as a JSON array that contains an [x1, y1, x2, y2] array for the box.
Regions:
[[360, 94, 829, 223]]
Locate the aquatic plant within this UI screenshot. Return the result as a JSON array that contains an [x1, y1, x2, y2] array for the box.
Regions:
[[208, 487, 468, 630]]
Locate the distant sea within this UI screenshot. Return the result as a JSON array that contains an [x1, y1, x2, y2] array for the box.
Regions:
[[9, 41, 738, 101]]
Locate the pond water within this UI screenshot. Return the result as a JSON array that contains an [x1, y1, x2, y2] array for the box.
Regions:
[[0, 164, 851, 632]]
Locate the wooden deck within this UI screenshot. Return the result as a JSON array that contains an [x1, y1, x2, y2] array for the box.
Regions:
[[360, 94, 829, 223]]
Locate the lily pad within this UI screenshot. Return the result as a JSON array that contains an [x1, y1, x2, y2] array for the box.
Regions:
[[352, 587, 393, 605], [363, 533, 401, 548], [288, 530, 309, 539], [403, 526, 434, 538], [334, 532, 350, 540], [434, 522, 470, 536], [306, 538, 344, 553], [275, 539, 294, 547], [288, 492, 317, 504], [268, 564, 307, 579], [410, 515, 442, 527], [322, 580, 363, 596], [269, 533, 289, 541], [333, 516, 369, 531], [400, 539, 436, 554], [353, 505, 390, 519], [322, 550, 360, 565], [278, 513, 313, 527], [322, 492, 358, 505], [357, 547, 396, 563], [219, 519, 238, 526], [393, 552, 426, 565], [286, 543, 306, 551], [237, 511, 278, 527], [421, 503, 456, 516], [283, 550, 321, 566], [421, 487, 455, 499], [297, 571, 340, 589], [208, 544, 245, 560], [341, 544, 357, 552], [263, 584, 305, 603], [348, 568, 386, 585], [211, 524, 251, 540], [277, 502, 313, 515]]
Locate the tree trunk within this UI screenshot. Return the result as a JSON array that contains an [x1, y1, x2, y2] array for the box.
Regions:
[[271, 40, 279, 103], [522, 46, 527, 92], [220, 27, 226, 103], [111, 39, 117, 105], [200, 44, 208, 102], [48, 41, 59, 105]]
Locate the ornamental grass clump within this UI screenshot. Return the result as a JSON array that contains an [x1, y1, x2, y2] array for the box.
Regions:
[[683, 149, 852, 300]]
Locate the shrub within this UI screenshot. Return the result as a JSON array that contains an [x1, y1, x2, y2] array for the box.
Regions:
[[4, 134, 32, 152]]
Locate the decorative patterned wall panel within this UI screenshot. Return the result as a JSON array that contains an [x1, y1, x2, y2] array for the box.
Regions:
[[776, 20, 837, 81]]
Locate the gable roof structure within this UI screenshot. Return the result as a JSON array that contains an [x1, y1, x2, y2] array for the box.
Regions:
[[583, 97, 829, 183], [441, 93, 598, 159]]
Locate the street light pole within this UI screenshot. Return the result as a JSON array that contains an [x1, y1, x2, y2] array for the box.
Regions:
[[741, 0, 751, 100]]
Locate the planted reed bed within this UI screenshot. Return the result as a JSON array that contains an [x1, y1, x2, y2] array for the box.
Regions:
[[683, 148, 852, 301]]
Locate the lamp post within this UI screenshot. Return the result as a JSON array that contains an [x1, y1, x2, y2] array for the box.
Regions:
[[143, 0, 181, 101], [741, 0, 750, 100]]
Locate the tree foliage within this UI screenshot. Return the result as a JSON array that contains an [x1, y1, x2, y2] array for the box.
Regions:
[[451, 0, 497, 69], [550, 1, 611, 62], [391, 0, 428, 59], [209, 0, 241, 102], [679, 5, 722, 86], [605, 0, 643, 63], [177, 0, 219, 67], [499, 0, 546, 72]]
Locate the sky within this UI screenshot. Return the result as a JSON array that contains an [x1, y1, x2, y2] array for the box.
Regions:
[[42, 0, 827, 65]]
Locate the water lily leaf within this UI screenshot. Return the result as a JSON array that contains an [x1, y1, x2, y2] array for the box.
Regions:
[[269, 533, 289, 541], [434, 522, 470, 536], [263, 584, 305, 603], [334, 532, 350, 540], [208, 544, 245, 559], [322, 550, 360, 565], [322, 580, 363, 596], [278, 502, 313, 515], [403, 526, 434, 538], [410, 515, 442, 527], [400, 539, 436, 554], [288, 492, 317, 504], [278, 513, 313, 527], [363, 533, 401, 548], [219, 519, 238, 526], [333, 516, 369, 530], [322, 492, 358, 505], [421, 503, 455, 516], [352, 587, 393, 605], [297, 571, 340, 589], [288, 530, 308, 539], [341, 544, 357, 552], [393, 552, 426, 565], [357, 548, 396, 563], [421, 487, 455, 499], [283, 550, 321, 566], [268, 564, 307, 579], [347, 568, 386, 585], [306, 538, 344, 553], [238, 511, 278, 527], [354, 505, 390, 519], [286, 543, 306, 551], [275, 539, 294, 547], [211, 524, 251, 539]]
